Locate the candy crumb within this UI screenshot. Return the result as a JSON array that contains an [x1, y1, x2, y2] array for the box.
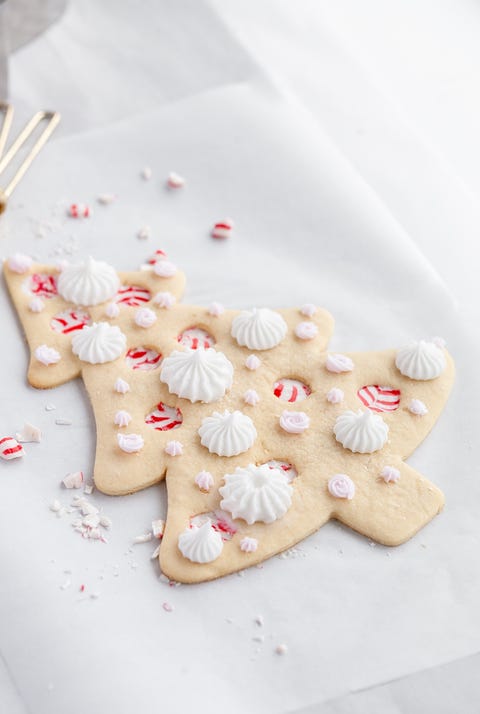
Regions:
[[275, 644, 288, 655], [162, 602, 174, 612]]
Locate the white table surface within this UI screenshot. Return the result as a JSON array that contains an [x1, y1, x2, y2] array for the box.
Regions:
[[1, 2, 479, 712]]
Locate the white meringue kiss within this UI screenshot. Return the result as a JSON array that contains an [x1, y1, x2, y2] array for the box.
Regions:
[[395, 340, 446, 381], [208, 302, 225, 317], [244, 389, 260, 406], [117, 433, 144, 453], [380, 465, 401, 483], [231, 308, 287, 350], [300, 303, 317, 318], [57, 256, 119, 306], [114, 377, 130, 394], [327, 474, 355, 500], [160, 348, 233, 403], [279, 410, 310, 434], [295, 321, 318, 340], [165, 440, 183, 456], [134, 307, 157, 328], [178, 521, 223, 563], [8, 253, 33, 274], [29, 297, 45, 313], [245, 354, 261, 370], [195, 470, 214, 492], [35, 345, 61, 366], [334, 409, 388, 453], [408, 399, 428, 416], [219, 464, 292, 524], [71, 322, 126, 364], [325, 353, 354, 373], [198, 410, 257, 456], [114, 410, 132, 427], [240, 536, 258, 553], [153, 291, 176, 309]]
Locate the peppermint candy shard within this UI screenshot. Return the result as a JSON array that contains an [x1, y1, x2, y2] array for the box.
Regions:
[[125, 346, 162, 371], [357, 385, 401, 413], [145, 403, 183, 431], [0, 437, 25, 460], [274, 378, 311, 403], [115, 285, 151, 307], [177, 327, 215, 350], [50, 309, 91, 335]]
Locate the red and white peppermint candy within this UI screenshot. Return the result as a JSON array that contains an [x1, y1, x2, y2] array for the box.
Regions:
[[273, 378, 311, 403], [68, 203, 91, 218], [145, 402, 183, 431], [357, 385, 400, 413], [177, 327, 215, 350], [115, 285, 151, 307], [263, 459, 298, 482], [50, 309, 91, 335], [0, 437, 25, 461], [125, 346, 162, 371], [190, 510, 237, 540], [24, 273, 58, 298], [146, 249, 168, 266], [211, 218, 234, 240]]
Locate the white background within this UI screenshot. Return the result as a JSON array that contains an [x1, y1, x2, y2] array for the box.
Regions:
[[1, 2, 479, 712]]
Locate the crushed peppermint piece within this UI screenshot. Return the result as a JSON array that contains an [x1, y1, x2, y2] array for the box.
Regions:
[[99, 514, 112, 528], [137, 225, 151, 240], [152, 519, 165, 538], [162, 601, 174, 612], [151, 544, 161, 559], [55, 418, 72, 426], [97, 193, 116, 205], [211, 218, 234, 240], [15, 422, 41, 443], [275, 644, 288, 655], [45, 403, 56, 411], [167, 172, 185, 189], [255, 615, 264, 627], [68, 203, 91, 219], [60, 579, 71, 590], [141, 166, 152, 180], [133, 532, 153, 544], [0, 437, 25, 461], [84, 481, 94, 495], [62, 471, 84, 489]]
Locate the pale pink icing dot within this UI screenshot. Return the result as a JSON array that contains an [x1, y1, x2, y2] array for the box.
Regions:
[[328, 473, 355, 499], [244, 389, 260, 406], [105, 302, 120, 318], [380, 465, 401, 483], [300, 304, 317, 318], [114, 410, 132, 427], [62, 471, 84, 489], [195, 470, 214, 492], [279, 410, 310, 434], [134, 307, 157, 328], [153, 260, 177, 278], [325, 353, 354, 373], [153, 291, 176, 309], [295, 321, 318, 340], [408, 399, 428, 416], [208, 302, 225, 317], [114, 378, 130, 394], [240, 536, 258, 553], [167, 172, 185, 189], [8, 253, 33, 274], [35, 345, 61, 366], [29, 297, 45, 313], [245, 354, 261, 370], [117, 433, 144, 453], [326, 388, 344, 404], [165, 440, 183, 456]]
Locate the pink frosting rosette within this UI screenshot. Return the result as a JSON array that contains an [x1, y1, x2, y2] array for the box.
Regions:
[[327, 474, 355, 500], [279, 410, 310, 434]]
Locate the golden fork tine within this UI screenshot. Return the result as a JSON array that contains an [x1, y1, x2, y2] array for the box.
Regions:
[[0, 110, 61, 213], [0, 103, 14, 160]]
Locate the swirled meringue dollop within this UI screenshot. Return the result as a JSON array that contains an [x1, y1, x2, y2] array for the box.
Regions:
[[325, 353, 354, 373], [117, 433, 144, 453], [57, 256, 120, 306], [134, 307, 157, 328], [160, 348, 233, 403], [231, 308, 288, 350], [334, 409, 389, 453], [178, 521, 223, 563], [198, 410, 257, 456], [327, 473, 355, 499], [219, 463, 292, 524], [395, 340, 446, 380], [279, 410, 310, 433], [71, 322, 126, 364], [35, 345, 61, 366]]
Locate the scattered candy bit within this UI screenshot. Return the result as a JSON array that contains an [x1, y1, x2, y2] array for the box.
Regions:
[[295, 321, 318, 340], [208, 302, 225, 317], [97, 193, 116, 205], [153, 291, 176, 309], [45, 403, 56, 411], [133, 532, 153, 544], [212, 218, 234, 240], [240, 536, 258, 553], [90, 592, 101, 599], [195, 470, 214, 492], [50, 500, 61, 512], [137, 225, 150, 240], [162, 601, 174, 612], [0, 436, 25, 461], [15, 422, 41, 443], [275, 644, 288, 655], [326, 388, 344, 404], [7, 253, 33, 274], [245, 354, 261, 370], [255, 615, 264, 627], [68, 203, 91, 219], [151, 544, 161, 559], [84, 481, 94, 495], [152, 519, 165, 538], [409, 399, 428, 416], [166, 172, 185, 189], [141, 166, 152, 180], [55, 418, 72, 426], [60, 579, 71, 590], [165, 440, 183, 456], [62, 471, 84, 489], [253, 635, 265, 643], [79, 584, 85, 592], [300, 304, 317, 318], [99, 514, 112, 528]]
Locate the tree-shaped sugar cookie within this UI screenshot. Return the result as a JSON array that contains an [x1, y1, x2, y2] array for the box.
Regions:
[[4, 253, 455, 583]]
